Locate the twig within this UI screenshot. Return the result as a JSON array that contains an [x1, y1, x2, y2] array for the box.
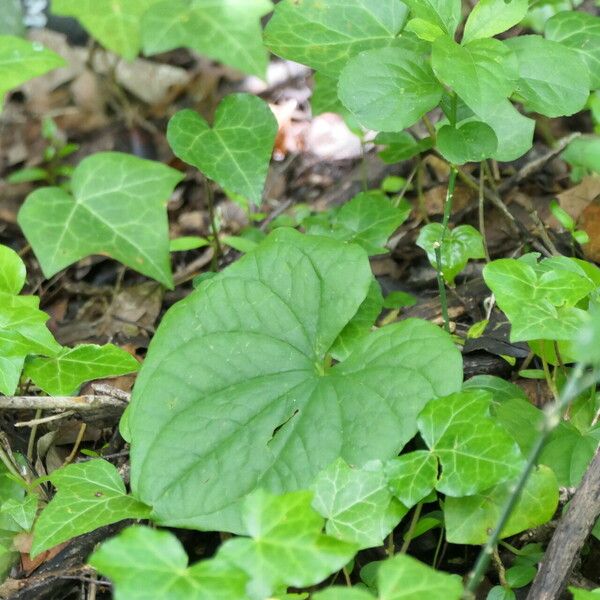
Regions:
[[16, 411, 75, 428], [0, 395, 128, 411], [259, 199, 293, 231]]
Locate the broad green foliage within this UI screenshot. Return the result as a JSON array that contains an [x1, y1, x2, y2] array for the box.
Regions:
[[385, 451, 438, 508], [311, 459, 407, 548], [142, 0, 272, 77], [445, 466, 558, 544], [437, 121, 497, 165], [462, 0, 529, 44], [0, 35, 65, 104], [264, 0, 410, 77], [90, 526, 248, 600], [314, 553, 463, 600], [338, 45, 443, 133], [219, 490, 357, 599], [304, 191, 409, 255], [505, 35, 589, 117], [0, 244, 25, 294], [18, 152, 182, 288], [31, 459, 151, 557], [402, 0, 461, 36], [23, 344, 139, 395], [483, 256, 599, 342], [417, 223, 485, 284], [51, 0, 161, 61], [167, 94, 277, 205], [128, 229, 462, 532], [546, 11, 600, 88]]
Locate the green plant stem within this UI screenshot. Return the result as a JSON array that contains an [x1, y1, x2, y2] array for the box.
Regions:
[[463, 364, 599, 599], [204, 177, 222, 271], [432, 527, 445, 569], [400, 502, 423, 554], [441, 168, 457, 244], [478, 162, 490, 262], [491, 546, 508, 587]]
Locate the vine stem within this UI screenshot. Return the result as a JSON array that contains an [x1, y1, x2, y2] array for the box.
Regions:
[[463, 364, 599, 598], [204, 177, 222, 271]]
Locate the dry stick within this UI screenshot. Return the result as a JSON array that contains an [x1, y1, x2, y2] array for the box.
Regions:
[[0, 395, 128, 411], [16, 411, 75, 428], [527, 445, 600, 600]]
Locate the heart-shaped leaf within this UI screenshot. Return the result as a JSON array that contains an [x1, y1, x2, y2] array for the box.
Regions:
[[128, 229, 462, 533], [0, 245, 26, 295], [24, 344, 139, 396], [437, 121, 497, 165], [462, 0, 529, 44], [0, 35, 65, 103], [385, 451, 438, 508], [167, 94, 277, 205], [546, 11, 600, 89], [338, 46, 443, 132], [18, 152, 181, 288], [142, 0, 272, 77], [264, 0, 410, 77]]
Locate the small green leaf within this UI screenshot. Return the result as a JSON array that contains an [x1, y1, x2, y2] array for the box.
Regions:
[[562, 136, 600, 178], [312, 459, 407, 548], [403, 0, 462, 36], [312, 72, 347, 117], [0, 35, 65, 103], [7, 167, 49, 184], [417, 223, 485, 284], [505, 564, 537, 588], [90, 526, 248, 600], [24, 344, 139, 396], [505, 35, 589, 117], [167, 94, 277, 205], [546, 10, 600, 88], [18, 152, 182, 288], [404, 18, 444, 42], [437, 121, 498, 165], [376, 132, 433, 164], [382, 291, 417, 310], [169, 236, 210, 252], [218, 490, 358, 599], [445, 465, 558, 544], [0, 494, 37, 532], [550, 199, 575, 231], [338, 46, 443, 133], [264, 0, 410, 76], [141, 0, 272, 77], [385, 450, 438, 508], [570, 588, 600, 599], [418, 390, 525, 496], [51, 0, 160, 60], [0, 245, 26, 295], [574, 304, 600, 366], [222, 235, 259, 254], [487, 586, 516, 600], [462, 0, 529, 44], [31, 459, 152, 557]]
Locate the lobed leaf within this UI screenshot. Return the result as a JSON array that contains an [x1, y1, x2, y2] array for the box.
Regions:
[[385, 451, 438, 508]]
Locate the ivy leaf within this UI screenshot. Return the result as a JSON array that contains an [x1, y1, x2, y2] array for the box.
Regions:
[[51, 0, 160, 60], [403, 0, 461, 36], [385, 451, 438, 508], [263, 0, 410, 77], [416, 223, 485, 285], [546, 11, 600, 89], [128, 229, 462, 532], [304, 191, 409, 255], [0, 245, 26, 294], [483, 257, 596, 341], [218, 490, 358, 599], [31, 459, 152, 557], [23, 344, 139, 396], [462, 0, 529, 44], [90, 526, 248, 600], [444, 466, 558, 544], [505, 35, 590, 117], [0, 35, 65, 104], [167, 94, 277, 205], [338, 46, 443, 133], [312, 459, 407, 549], [437, 122, 497, 165], [141, 0, 272, 77], [0, 494, 38, 532], [18, 152, 181, 288], [418, 390, 525, 496]]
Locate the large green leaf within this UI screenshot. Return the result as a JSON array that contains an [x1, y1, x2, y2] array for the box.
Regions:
[[403, 0, 461, 36], [24, 344, 139, 395], [167, 94, 277, 205], [546, 11, 600, 88], [31, 459, 151, 557], [0, 245, 26, 295], [338, 46, 443, 132], [462, 0, 529, 44], [218, 490, 357, 599], [418, 390, 525, 496], [51, 0, 160, 60], [0, 35, 65, 103], [436, 121, 497, 165], [445, 466, 558, 544], [312, 459, 407, 549], [505, 35, 589, 117], [18, 152, 181, 288], [90, 526, 248, 600], [141, 0, 272, 77], [128, 229, 462, 532], [264, 0, 410, 76], [385, 451, 438, 508]]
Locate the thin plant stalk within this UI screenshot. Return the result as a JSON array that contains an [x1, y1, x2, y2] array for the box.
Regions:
[[463, 363, 599, 598], [400, 502, 423, 554], [204, 177, 222, 271], [478, 162, 490, 262]]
